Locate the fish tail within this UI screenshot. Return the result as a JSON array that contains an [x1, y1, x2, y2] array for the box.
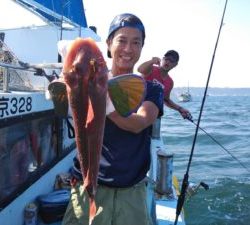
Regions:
[[108, 74, 146, 117], [83, 181, 97, 224], [89, 197, 96, 225]]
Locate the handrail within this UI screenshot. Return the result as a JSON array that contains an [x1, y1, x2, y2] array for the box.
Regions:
[[0, 62, 62, 92], [0, 62, 62, 71], [2, 68, 9, 92], [151, 118, 161, 139], [0, 62, 36, 71]]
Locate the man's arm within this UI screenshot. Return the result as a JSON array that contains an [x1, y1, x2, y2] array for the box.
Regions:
[[107, 101, 159, 133], [164, 95, 192, 119], [138, 57, 161, 77]]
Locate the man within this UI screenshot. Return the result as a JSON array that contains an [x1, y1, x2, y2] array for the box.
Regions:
[[138, 50, 192, 119], [62, 13, 163, 225]]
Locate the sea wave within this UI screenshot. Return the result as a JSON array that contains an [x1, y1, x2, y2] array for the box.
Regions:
[[161, 93, 250, 225]]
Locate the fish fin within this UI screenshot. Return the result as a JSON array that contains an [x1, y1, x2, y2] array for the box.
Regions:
[[48, 80, 68, 117], [89, 197, 96, 225], [83, 182, 97, 225], [108, 74, 146, 117]]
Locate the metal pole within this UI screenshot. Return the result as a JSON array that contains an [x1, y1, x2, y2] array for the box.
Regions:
[[3, 68, 9, 92]]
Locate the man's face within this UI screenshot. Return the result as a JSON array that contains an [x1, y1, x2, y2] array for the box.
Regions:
[[107, 27, 143, 75], [161, 56, 178, 71]]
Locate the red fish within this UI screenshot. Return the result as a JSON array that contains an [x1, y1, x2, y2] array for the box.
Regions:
[[62, 37, 108, 224], [48, 38, 147, 225]]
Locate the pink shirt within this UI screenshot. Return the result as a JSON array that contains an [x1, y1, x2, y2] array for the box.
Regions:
[[145, 66, 174, 97]]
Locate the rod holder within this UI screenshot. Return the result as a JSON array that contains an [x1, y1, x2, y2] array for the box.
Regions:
[[152, 118, 161, 139], [156, 150, 174, 195]]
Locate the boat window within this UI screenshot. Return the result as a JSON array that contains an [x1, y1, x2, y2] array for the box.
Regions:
[[0, 117, 57, 203]]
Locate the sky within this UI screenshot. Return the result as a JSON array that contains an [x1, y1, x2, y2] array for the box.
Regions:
[[83, 0, 250, 88], [1, 0, 250, 88]]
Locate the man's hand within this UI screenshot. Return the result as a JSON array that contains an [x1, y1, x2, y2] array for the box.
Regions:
[[151, 57, 161, 66], [178, 107, 192, 120]]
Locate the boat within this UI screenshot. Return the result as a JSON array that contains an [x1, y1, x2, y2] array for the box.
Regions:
[[178, 91, 192, 102], [178, 86, 192, 102], [0, 1, 186, 225]]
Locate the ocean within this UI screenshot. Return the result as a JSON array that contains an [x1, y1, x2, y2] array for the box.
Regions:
[[161, 88, 250, 225]]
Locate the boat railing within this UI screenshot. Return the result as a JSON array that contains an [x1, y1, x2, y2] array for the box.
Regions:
[[0, 64, 8, 92], [150, 118, 173, 192], [149, 118, 186, 224], [151, 118, 161, 139], [0, 62, 62, 92], [0, 62, 32, 92]]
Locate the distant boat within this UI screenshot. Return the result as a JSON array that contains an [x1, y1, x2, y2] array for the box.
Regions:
[[178, 86, 192, 102], [178, 91, 192, 102]]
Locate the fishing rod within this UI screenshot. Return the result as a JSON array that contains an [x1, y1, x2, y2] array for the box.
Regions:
[[187, 118, 250, 174], [174, 0, 229, 224]]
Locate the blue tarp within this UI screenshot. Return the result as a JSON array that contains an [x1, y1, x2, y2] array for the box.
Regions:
[[17, 0, 87, 27]]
